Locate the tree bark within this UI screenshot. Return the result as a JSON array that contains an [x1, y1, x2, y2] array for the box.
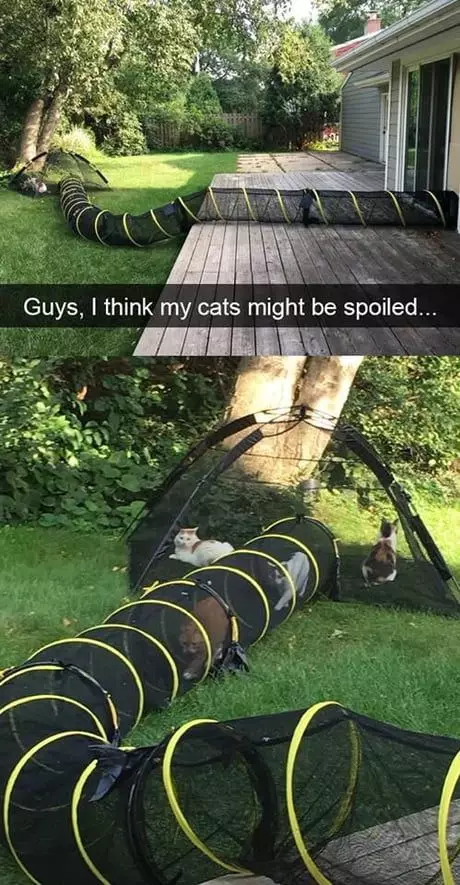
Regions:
[[225, 356, 364, 483], [18, 97, 46, 164], [35, 86, 68, 164]]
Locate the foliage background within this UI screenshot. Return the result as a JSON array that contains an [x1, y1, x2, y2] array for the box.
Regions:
[[0, 357, 458, 531]]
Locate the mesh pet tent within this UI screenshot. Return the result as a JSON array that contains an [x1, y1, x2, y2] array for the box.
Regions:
[[127, 406, 459, 618], [6, 150, 109, 198], [58, 178, 459, 248]]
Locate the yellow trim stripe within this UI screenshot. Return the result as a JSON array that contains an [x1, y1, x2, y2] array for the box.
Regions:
[[122, 214, 144, 247], [0, 664, 62, 686], [348, 191, 366, 226], [141, 579, 197, 599], [94, 211, 109, 245], [425, 190, 447, 228], [82, 624, 179, 701], [149, 209, 174, 239], [72, 761, 112, 885], [185, 565, 271, 644], [3, 731, 106, 885], [61, 190, 86, 207], [177, 196, 200, 223], [207, 187, 224, 220], [311, 189, 329, 225], [385, 190, 406, 227], [439, 750, 460, 885], [327, 720, 361, 837], [104, 599, 213, 683], [275, 189, 291, 224], [75, 206, 96, 239], [287, 702, 341, 885], [0, 663, 119, 736], [162, 719, 251, 874], [28, 637, 144, 726], [0, 694, 107, 741], [241, 186, 257, 222], [64, 199, 90, 221]]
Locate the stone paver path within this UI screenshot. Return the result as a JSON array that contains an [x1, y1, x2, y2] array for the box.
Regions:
[[237, 150, 383, 176]]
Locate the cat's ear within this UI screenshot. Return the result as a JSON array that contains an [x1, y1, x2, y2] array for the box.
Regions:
[[192, 527, 199, 533]]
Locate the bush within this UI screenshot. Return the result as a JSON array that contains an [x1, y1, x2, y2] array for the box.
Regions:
[[143, 101, 185, 151], [324, 357, 460, 502], [185, 74, 222, 115], [0, 360, 225, 530], [183, 109, 235, 150], [51, 125, 97, 157], [101, 109, 147, 156]]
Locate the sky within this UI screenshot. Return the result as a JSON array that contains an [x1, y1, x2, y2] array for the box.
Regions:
[[289, 0, 318, 22]]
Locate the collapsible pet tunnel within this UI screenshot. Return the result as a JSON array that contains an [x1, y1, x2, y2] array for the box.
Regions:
[[1, 699, 460, 885], [59, 174, 459, 247]]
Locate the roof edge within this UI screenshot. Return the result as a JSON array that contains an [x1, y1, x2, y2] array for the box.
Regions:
[[333, 0, 459, 70]]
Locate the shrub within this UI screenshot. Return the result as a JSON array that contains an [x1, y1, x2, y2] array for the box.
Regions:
[[101, 109, 147, 156], [185, 74, 222, 115], [183, 109, 235, 150], [0, 360, 225, 530], [51, 125, 97, 157]]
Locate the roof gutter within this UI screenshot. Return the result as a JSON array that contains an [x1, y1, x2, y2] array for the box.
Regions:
[[333, 0, 460, 71]]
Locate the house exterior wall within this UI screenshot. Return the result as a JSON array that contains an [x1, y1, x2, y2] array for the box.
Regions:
[[448, 55, 460, 190], [386, 61, 401, 189], [341, 68, 386, 162], [342, 18, 460, 191]]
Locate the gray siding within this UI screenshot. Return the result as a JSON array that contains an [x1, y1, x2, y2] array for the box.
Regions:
[[341, 70, 383, 162], [386, 60, 401, 189]]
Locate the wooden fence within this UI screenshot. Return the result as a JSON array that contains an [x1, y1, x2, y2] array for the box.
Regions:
[[147, 113, 338, 150], [222, 112, 264, 139]]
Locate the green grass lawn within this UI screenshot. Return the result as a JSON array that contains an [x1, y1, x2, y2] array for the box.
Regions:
[[0, 152, 237, 356], [0, 492, 459, 884]]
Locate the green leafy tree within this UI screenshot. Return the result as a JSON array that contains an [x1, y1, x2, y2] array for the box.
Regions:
[[317, 0, 426, 45], [264, 22, 341, 147], [0, 0, 198, 163]]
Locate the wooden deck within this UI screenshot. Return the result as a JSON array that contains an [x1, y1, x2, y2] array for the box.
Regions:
[[134, 169, 460, 357], [199, 800, 460, 885]]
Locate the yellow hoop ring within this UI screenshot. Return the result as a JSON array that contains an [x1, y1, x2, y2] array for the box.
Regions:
[[162, 719, 252, 874], [104, 599, 213, 683]]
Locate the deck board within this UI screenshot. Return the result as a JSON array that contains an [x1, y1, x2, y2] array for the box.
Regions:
[[134, 166, 460, 357]]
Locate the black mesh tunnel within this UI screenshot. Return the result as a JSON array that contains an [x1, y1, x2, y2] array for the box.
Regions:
[[58, 177, 459, 248], [25, 638, 144, 736]]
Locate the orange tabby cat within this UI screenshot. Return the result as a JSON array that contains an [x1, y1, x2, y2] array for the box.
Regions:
[[179, 595, 229, 680]]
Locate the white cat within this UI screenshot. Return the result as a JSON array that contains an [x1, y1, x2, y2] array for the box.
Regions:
[[169, 528, 234, 567], [274, 551, 311, 611]]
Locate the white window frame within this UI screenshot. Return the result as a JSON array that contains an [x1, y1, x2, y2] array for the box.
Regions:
[[397, 52, 454, 190]]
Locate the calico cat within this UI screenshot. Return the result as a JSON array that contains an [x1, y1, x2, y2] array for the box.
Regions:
[[170, 528, 234, 567], [274, 552, 311, 611], [362, 519, 398, 585], [179, 595, 229, 680]]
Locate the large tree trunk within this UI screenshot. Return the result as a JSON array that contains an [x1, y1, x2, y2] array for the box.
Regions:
[[36, 86, 68, 161], [225, 356, 364, 483], [18, 97, 46, 164]]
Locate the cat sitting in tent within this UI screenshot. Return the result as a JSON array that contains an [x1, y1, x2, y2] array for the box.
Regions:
[[170, 528, 234, 567], [362, 518, 398, 585]]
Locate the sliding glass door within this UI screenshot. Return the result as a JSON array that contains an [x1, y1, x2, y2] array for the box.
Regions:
[[403, 57, 451, 191]]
